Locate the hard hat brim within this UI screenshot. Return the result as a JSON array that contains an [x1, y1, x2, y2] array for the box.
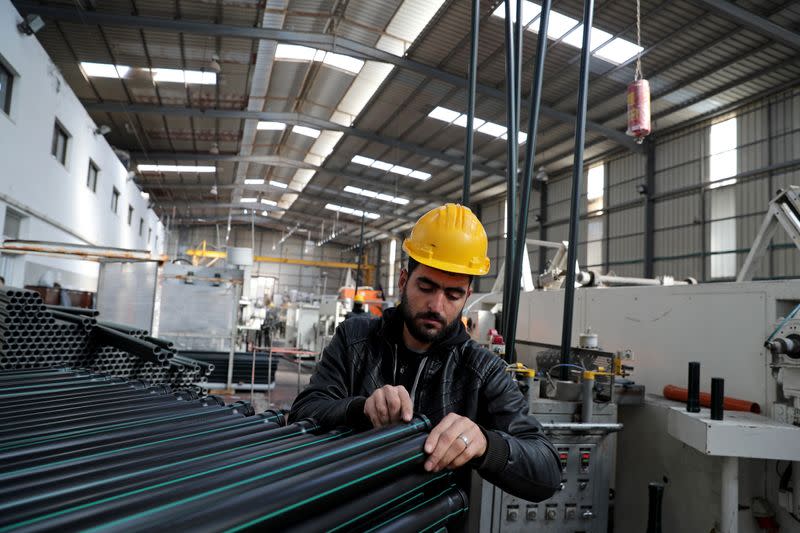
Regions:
[[403, 243, 490, 276]]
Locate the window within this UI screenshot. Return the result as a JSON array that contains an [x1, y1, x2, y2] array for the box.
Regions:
[[586, 164, 605, 269], [86, 161, 99, 192], [51, 122, 69, 166], [139, 217, 144, 237], [110, 187, 120, 214], [708, 117, 738, 278], [147, 227, 152, 243], [3, 209, 23, 239], [127, 205, 134, 226], [0, 61, 12, 115], [387, 239, 397, 297]]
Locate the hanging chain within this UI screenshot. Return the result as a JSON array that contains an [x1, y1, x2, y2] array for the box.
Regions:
[[634, 0, 643, 80]]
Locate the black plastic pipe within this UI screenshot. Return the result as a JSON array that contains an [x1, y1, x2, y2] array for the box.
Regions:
[[710, 377, 724, 420], [503, 0, 552, 364], [558, 0, 595, 380], [92, 326, 165, 363], [44, 305, 98, 317], [687, 361, 700, 413], [646, 482, 664, 533], [501, 0, 519, 347], [370, 486, 469, 533], [462, 0, 480, 206]]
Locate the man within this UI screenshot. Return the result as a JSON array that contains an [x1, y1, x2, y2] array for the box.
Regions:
[[290, 204, 560, 502], [344, 293, 368, 320]]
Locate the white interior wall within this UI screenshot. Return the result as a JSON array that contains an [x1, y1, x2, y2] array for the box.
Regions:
[[0, 0, 165, 291]]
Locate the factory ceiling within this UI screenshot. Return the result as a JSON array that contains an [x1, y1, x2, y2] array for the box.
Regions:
[[13, 0, 800, 245]]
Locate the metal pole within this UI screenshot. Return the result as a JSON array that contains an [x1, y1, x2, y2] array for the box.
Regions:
[[355, 213, 365, 289], [559, 0, 595, 381], [644, 139, 656, 278], [266, 342, 273, 407], [462, 0, 480, 207], [501, 0, 518, 347], [504, 0, 551, 364], [720, 456, 738, 533]]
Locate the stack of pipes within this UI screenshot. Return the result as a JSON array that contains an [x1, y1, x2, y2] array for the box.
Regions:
[[179, 349, 278, 387], [0, 287, 208, 393], [0, 369, 468, 532]]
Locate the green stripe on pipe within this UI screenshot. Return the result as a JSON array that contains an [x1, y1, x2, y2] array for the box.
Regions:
[[0, 404, 245, 451], [363, 485, 459, 533], [418, 507, 470, 533], [0, 414, 280, 479], [326, 472, 450, 533], [2, 426, 337, 532], [84, 422, 426, 532], [224, 453, 426, 532]]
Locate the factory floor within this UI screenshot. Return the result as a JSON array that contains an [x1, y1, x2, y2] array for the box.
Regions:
[[212, 358, 313, 413]]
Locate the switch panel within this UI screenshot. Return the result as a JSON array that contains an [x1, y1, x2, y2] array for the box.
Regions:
[[545, 504, 558, 521], [579, 448, 591, 473], [525, 504, 538, 521], [558, 447, 569, 472], [505, 504, 519, 522]]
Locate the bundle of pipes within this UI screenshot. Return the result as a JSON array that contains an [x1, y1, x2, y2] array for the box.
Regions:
[[178, 349, 279, 386], [0, 287, 208, 393], [0, 369, 468, 532]]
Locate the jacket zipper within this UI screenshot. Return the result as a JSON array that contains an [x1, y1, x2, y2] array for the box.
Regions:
[[409, 356, 428, 409], [392, 344, 398, 385]]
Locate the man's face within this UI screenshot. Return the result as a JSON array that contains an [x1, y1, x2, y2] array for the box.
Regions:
[[398, 263, 472, 345]]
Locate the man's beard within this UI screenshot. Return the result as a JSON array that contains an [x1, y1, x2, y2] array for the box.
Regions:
[[399, 290, 462, 345]]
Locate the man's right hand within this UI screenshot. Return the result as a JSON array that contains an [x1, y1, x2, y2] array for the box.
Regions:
[[364, 385, 414, 427]]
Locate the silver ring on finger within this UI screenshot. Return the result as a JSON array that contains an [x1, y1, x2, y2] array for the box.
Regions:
[[458, 433, 469, 448]]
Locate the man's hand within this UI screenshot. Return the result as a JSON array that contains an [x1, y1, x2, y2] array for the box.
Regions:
[[364, 385, 413, 427], [423, 413, 487, 472]]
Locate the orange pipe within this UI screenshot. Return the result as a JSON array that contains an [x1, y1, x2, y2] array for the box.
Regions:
[[663, 385, 761, 414]]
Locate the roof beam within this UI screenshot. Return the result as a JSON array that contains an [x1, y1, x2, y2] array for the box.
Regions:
[[688, 0, 800, 51], [14, 1, 641, 151], [85, 102, 503, 176]]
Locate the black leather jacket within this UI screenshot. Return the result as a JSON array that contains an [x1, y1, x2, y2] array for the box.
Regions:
[[289, 308, 561, 502]]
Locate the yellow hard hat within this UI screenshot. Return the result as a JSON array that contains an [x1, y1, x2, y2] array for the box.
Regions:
[[354, 293, 365, 304], [403, 204, 490, 276]]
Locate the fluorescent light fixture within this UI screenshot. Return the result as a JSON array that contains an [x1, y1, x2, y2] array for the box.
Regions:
[[243, 209, 249, 215], [292, 125, 321, 139], [257, 121, 286, 131], [140, 191, 150, 200], [409, 170, 431, 181], [275, 44, 317, 61], [269, 180, 288, 189], [490, 1, 643, 64], [325, 203, 380, 220], [137, 164, 216, 173], [351, 155, 375, 166], [370, 160, 394, 171], [260, 199, 278, 206], [80, 62, 130, 79], [151, 68, 216, 85], [428, 106, 461, 123], [244, 178, 264, 185], [343, 186, 409, 205], [241, 197, 258, 203], [261, 210, 269, 216], [390, 165, 412, 176]]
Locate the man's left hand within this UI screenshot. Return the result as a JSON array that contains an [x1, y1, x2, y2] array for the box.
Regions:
[[423, 413, 487, 472]]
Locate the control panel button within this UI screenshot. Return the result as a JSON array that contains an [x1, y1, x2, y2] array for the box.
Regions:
[[525, 504, 538, 521], [545, 505, 558, 521], [565, 504, 577, 520], [506, 505, 519, 522], [581, 506, 595, 519], [578, 479, 589, 490], [558, 447, 569, 472], [579, 448, 591, 473]]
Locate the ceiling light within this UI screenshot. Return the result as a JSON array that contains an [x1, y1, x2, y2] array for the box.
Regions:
[[210, 184, 218, 195], [269, 180, 288, 189], [260, 199, 277, 206], [241, 197, 257, 203], [391, 197, 410, 205], [261, 210, 269, 216], [343, 185, 409, 205], [344, 185, 362, 194], [151, 68, 216, 85], [137, 164, 216, 173], [370, 160, 393, 171], [244, 178, 264, 185], [428, 106, 461, 123], [81, 62, 131, 79], [409, 170, 431, 181], [292, 125, 321, 139], [390, 165, 412, 176], [257, 121, 286, 131], [351, 155, 375, 166], [140, 192, 150, 200], [477, 121, 507, 137], [325, 203, 380, 220]]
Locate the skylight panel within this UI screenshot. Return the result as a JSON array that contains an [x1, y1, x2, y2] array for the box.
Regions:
[[351, 155, 375, 166], [137, 165, 216, 173], [453, 114, 486, 129], [275, 44, 317, 61], [80, 62, 130, 79], [293, 126, 321, 139], [371, 160, 394, 172], [344, 185, 362, 194], [151, 68, 216, 85], [390, 165, 413, 176], [269, 180, 288, 189], [595, 38, 643, 64], [322, 52, 365, 74], [244, 178, 264, 185], [260, 199, 278, 206], [543, 10, 579, 40], [409, 170, 431, 181], [478, 122, 507, 137], [241, 197, 258, 203], [428, 106, 461, 123], [257, 121, 286, 131]]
